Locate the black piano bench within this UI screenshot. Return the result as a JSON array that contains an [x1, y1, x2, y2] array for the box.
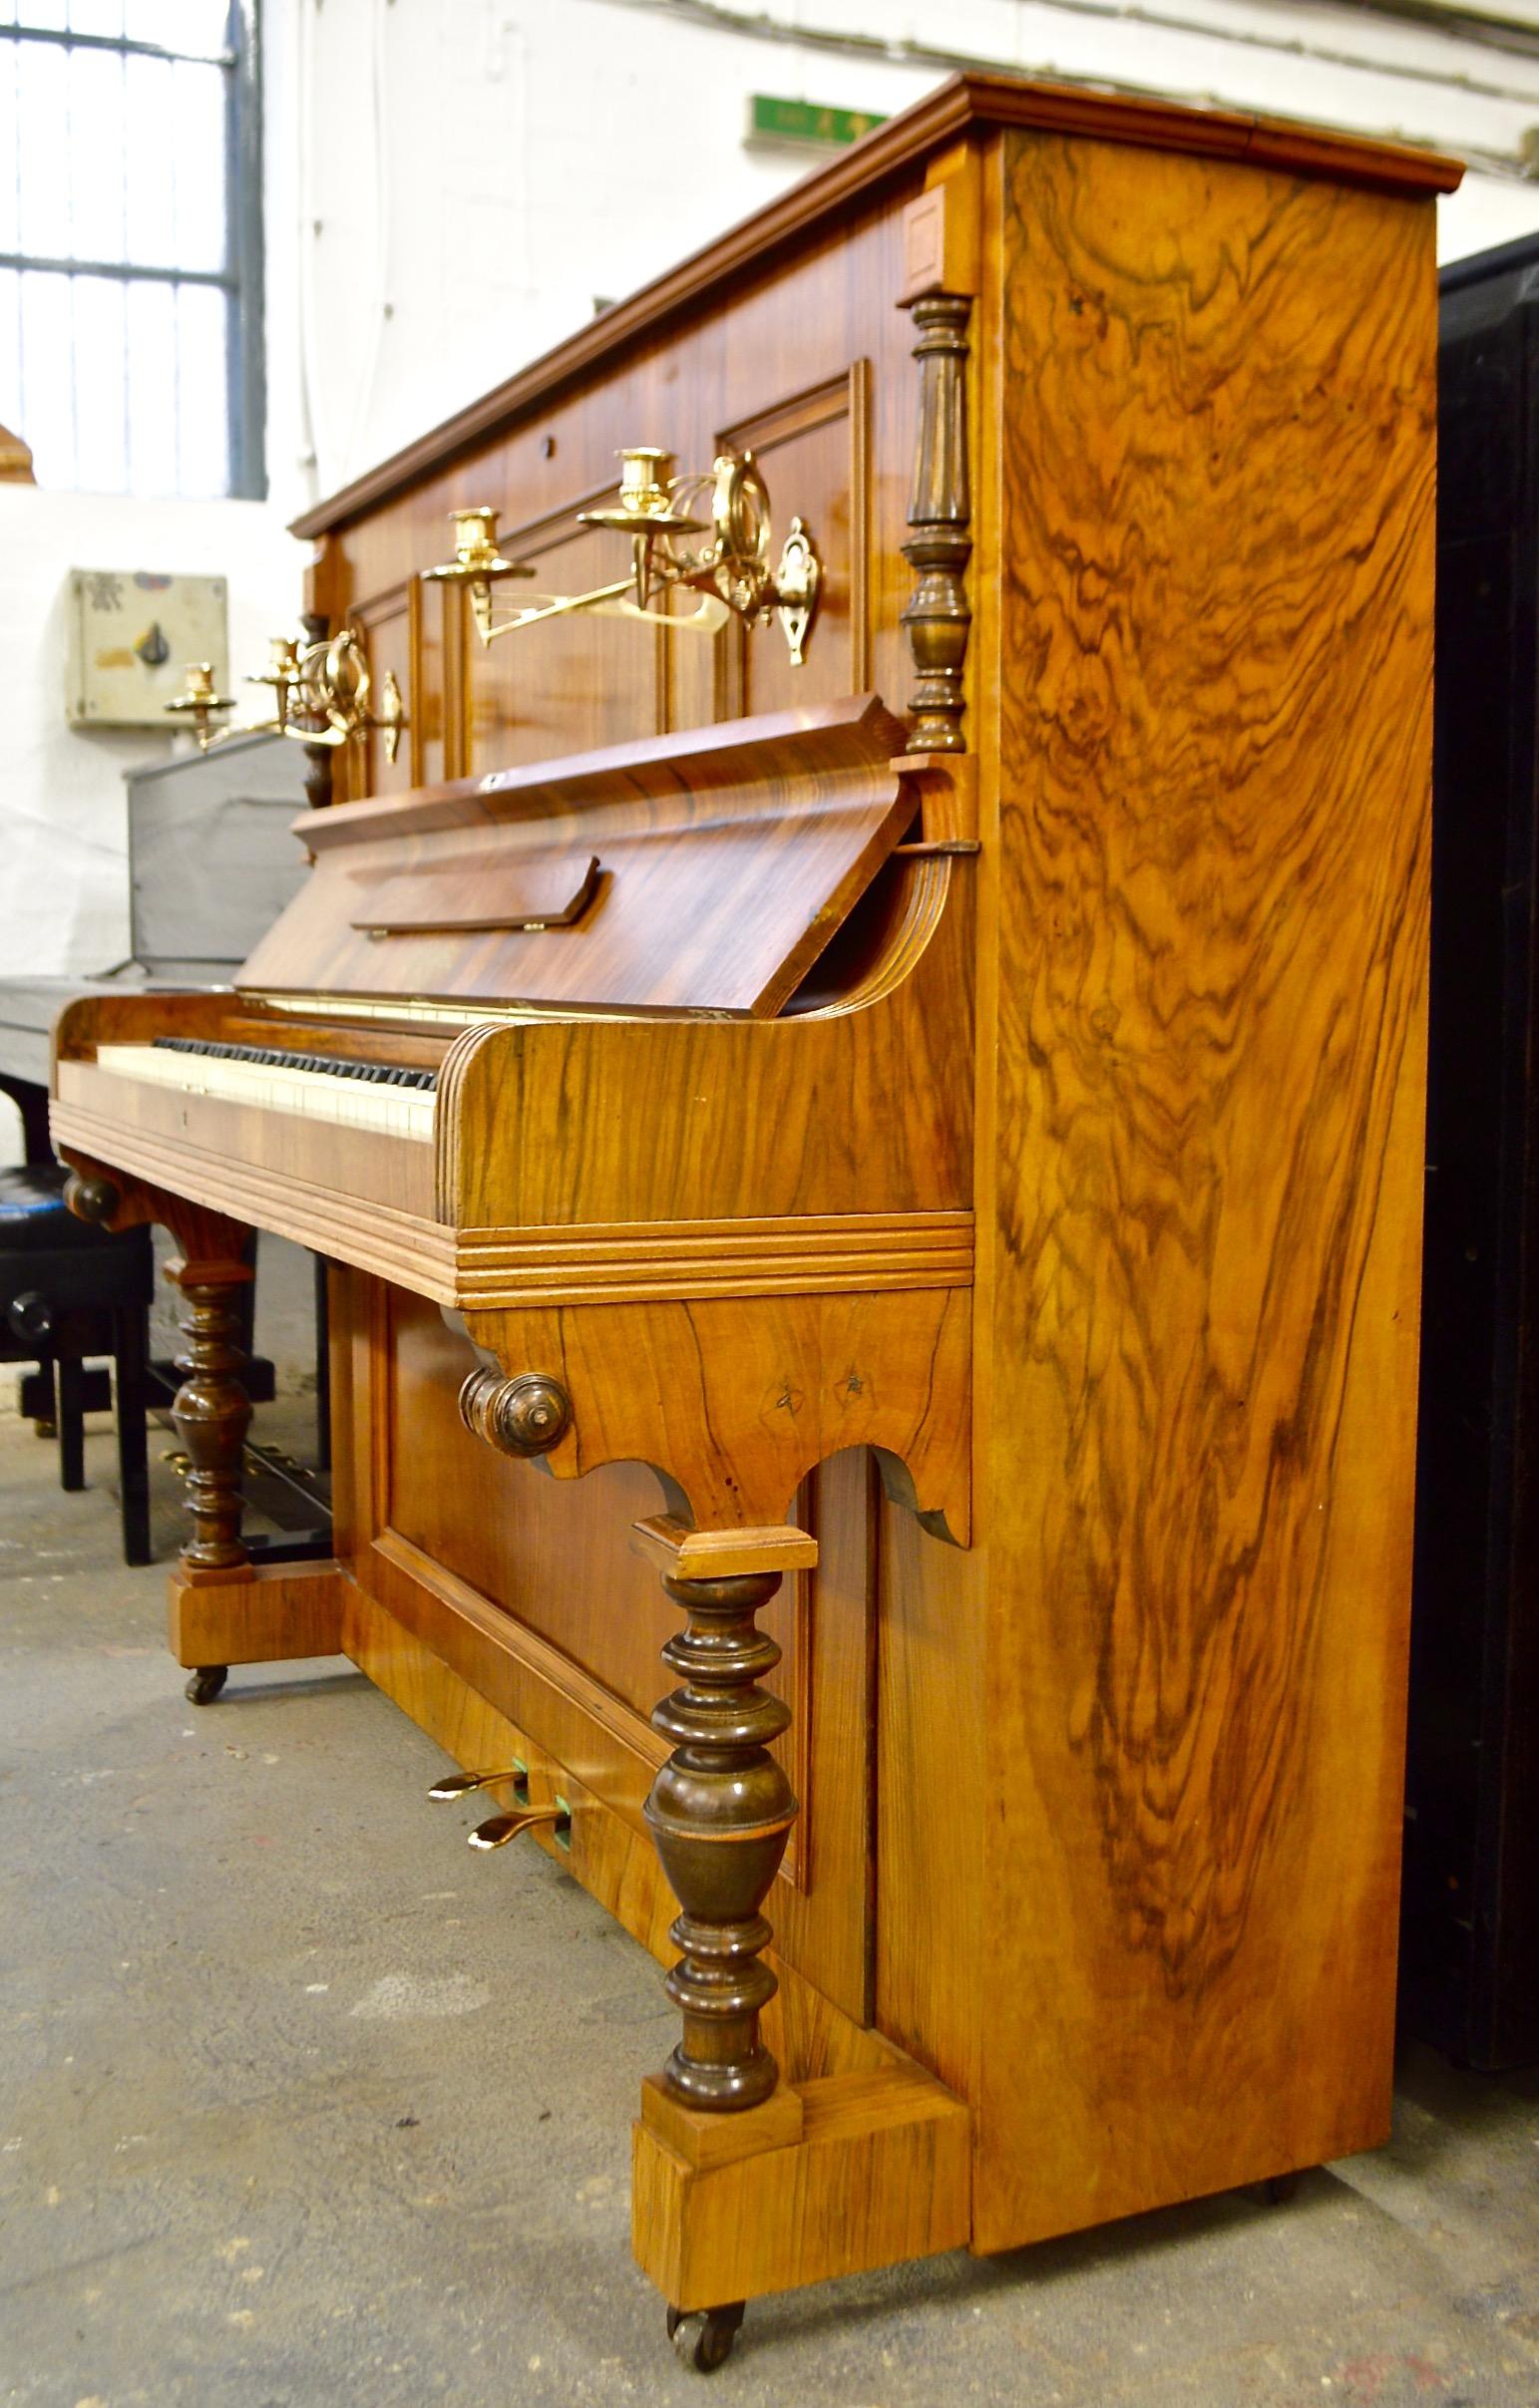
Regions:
[[0, 1163, 154, 1566]]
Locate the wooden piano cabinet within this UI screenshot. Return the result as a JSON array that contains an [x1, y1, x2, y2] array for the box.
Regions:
[[50, 71, 1457, 2370]]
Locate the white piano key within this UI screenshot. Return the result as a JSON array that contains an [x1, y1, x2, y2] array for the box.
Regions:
[[94, 1043, 436, 1142]]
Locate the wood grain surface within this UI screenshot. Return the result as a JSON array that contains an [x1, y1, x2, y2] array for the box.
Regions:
[[169, 1562, 345, 1668], [239, 698, 915, 1016], [971, 134, 1437, 2246], [438, 852, 973, 1230], [631, 2059, 970, 2311]]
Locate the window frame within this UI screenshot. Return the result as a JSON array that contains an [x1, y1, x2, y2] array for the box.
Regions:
[[0, 0, 266, 500]]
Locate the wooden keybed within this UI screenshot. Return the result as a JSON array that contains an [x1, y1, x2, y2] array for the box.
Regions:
[[50, 70, 1459, 2370]]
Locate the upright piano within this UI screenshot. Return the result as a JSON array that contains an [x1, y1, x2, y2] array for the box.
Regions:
[[49, 74, 1459, 2369]]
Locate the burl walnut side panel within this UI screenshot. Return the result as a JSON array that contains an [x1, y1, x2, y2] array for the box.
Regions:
[[973, 137, 1436, 2247]]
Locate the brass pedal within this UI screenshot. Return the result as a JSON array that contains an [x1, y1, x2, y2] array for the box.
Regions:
[[427, 1763, 527, 1803], [468, 1800, 571, 1851]]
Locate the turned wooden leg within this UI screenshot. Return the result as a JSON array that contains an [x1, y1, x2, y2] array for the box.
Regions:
[[167, 1257, 253, 1575], [644, 1566, 798, 2113]]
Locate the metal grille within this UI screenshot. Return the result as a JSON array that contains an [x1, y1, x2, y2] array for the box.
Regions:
[[0, 2, 262, 497]]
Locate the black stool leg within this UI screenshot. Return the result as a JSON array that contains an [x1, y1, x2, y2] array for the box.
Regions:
[[113, 1301, 152, 1567], [31, 1356, 58, 1436], [56, 1352, 86, 1492]]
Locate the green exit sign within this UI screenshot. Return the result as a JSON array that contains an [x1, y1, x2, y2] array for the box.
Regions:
[[748, 95, 887, 150]]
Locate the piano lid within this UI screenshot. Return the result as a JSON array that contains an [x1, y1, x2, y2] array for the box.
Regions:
[[236, 695, 915, 1020]]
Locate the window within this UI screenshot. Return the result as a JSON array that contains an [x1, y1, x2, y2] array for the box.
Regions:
[[0, 2, 262, 499]]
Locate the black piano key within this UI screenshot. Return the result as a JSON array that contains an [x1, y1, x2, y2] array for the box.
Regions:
[[151, 1035, 437, 1091]]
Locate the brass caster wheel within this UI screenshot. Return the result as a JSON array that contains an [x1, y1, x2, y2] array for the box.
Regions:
[[666, 2301, 744, 2372], [185, 1664, 228, 1705]]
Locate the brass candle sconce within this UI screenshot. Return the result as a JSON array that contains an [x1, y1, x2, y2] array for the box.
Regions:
[[164, 659, 236, 750], [422, 447, 820, 665], [166, 630, 405, 761]]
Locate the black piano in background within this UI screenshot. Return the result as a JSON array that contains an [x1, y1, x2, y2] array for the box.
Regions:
[[1403, 232, 1539, 2071], [0, 730, 326, 1527]]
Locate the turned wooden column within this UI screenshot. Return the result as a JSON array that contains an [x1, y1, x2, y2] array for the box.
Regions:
[[65, 1169, 255, 1577], [900, 290, 972, 754], [297, 609, 334, 811], [166, 1255, 254, 1572], [644, 1566, 798, 2112]]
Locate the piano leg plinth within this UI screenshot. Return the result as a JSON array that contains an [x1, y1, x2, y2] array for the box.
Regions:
[[643, 1565, 798, 2115]]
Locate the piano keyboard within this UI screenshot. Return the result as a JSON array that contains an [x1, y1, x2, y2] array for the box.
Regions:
[[94, 1037, 438, 1139]]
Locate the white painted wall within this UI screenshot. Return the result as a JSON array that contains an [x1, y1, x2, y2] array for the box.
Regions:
[[0, 489, 300, 977], [271, 0, 1539, 511], [6, 0, 1539, 1015]]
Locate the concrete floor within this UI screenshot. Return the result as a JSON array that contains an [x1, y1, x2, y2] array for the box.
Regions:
[[2, 1254, 1538, 2405]]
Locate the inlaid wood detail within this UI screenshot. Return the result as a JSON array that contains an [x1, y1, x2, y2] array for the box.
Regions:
[[901, 294, 971, 754]]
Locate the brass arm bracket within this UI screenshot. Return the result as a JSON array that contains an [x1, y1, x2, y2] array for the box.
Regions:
[[422, 447, 820, 665], [166, 631, 406, 763]]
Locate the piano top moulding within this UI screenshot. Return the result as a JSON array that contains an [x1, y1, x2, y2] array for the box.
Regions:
[[289, 73, 1461, 545]]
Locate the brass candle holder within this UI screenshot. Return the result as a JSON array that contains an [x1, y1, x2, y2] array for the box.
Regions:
[[166, 631, 405, 764], [421, 446, 820, 663], [163, 660, 235, 752]]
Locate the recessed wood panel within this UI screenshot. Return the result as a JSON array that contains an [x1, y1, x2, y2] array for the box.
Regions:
[[346, 577, 417, 797], [376, 1283, 876, 2020], [465, 506, 669, 769], [718, 365, 871, 725]]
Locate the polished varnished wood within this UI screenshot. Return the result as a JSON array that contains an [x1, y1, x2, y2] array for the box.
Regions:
[[900, 290, 972, 753], [165, 1260, 253, 1573], [169, 1561, 344, 1668], [64, 1164, 257, 1576], [372, 1280, 879, 2030], [240, 697, 913, 1016], [50, 68, 1452, 2354], [643, 1552, 801, 2113], [967, 131, 1439, 2249], [335, 1548, 894, 2087], [631, 2058, 970, 2313]]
